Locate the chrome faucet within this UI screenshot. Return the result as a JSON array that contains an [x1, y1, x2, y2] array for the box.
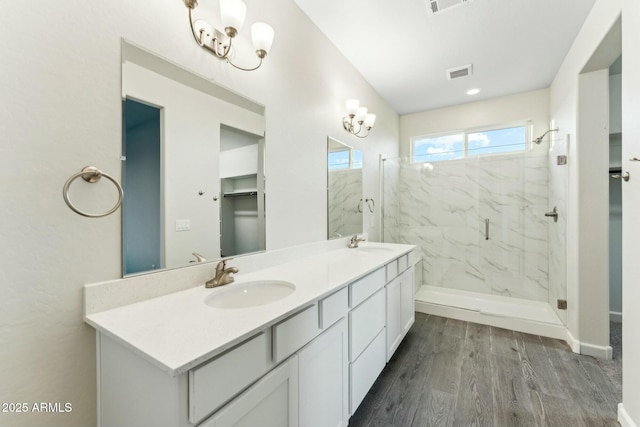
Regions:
[[348, 234, 365, 249], [205, 259, 239, 288], [191, 252, 206, 263]]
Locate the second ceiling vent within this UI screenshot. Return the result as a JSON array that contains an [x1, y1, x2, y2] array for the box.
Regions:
[[446, 64, 473, 80], [426, 0, 474, 15]]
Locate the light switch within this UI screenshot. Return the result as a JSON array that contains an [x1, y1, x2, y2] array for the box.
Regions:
[[176, 219, 191, 231]]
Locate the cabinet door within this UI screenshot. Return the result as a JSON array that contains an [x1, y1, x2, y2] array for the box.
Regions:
[[349, 329, 386, 415], [385, 277, 402, 361], [298, 318, 348, 427], [400, 266, 415, 335], [386, 266, 416, 361], [199, 356, 298, 427]]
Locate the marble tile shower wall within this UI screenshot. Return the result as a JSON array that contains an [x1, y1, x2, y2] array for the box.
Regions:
[[384, 152, 550, 302], [328, 169, 362, 238], [382, 158, 401, 243]]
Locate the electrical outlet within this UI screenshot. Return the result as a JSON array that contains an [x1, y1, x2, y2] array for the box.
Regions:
[[175, 219, 191, 231]]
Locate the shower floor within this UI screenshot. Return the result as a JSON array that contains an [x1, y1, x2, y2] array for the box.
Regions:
[[415, 285, 566, 341]]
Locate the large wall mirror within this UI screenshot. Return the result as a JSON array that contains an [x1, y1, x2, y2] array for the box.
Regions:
[[327, 137, 363, 239], [121, 40, 266, 276]]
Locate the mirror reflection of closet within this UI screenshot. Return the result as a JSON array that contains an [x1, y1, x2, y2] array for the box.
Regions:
[[121, 40, 266, 276], [327, 137, 363, 239], [219, 125, 266, 257]]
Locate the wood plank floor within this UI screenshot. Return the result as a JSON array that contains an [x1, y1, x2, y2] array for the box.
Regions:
[[349, 313, 621, 427]]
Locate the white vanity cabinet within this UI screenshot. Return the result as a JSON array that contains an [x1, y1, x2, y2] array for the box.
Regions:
[[298, 318, 348, 427], [198, 355, 299, 427], [385, 265, 415, 361], [348, 268, 387, 415], [91, 246, 418, 427]]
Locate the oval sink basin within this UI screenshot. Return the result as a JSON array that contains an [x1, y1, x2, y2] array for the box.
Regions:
[[205, 280, 296, 309]]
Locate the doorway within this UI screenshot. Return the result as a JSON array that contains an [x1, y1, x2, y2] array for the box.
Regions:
[[608, 55, 623, 364], [122, 98, 162, 275]]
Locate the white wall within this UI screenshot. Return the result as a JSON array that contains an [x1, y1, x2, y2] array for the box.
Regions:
[[549, 0, 621, 357], [576, 69, 611, 356], [548, 0, 640, 424], [0, 1, 399, 425]]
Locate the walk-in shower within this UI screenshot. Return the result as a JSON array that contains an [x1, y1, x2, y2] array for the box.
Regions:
[[381, 136, 569, 338]]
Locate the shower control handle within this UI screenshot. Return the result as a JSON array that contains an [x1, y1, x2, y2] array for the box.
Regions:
[[485, 218, 489, 240], [545, 207, 559, 223]]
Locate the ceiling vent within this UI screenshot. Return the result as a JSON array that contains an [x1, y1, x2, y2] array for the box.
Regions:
[[446, 64, 473, 80], [426, 0, 474, 15]]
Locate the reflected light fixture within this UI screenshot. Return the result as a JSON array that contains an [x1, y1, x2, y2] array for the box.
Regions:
[[184, 0, 274, 71], [343, 99, 376, 138]]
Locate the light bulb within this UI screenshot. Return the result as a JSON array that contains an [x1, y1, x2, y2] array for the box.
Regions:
[[251, 22, 274, 56], [346, 99, 359, 116], [220, 0, 247, 34], [364, 114, 376, 128], [355, 107, 368, 122]]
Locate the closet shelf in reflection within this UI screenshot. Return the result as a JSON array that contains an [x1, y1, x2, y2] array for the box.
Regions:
[[223, 190, 258, 198]]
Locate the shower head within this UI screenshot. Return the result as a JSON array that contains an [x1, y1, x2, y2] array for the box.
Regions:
[[533, 127, 559, 144]]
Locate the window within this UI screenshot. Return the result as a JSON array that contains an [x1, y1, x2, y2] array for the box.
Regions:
[[328, 148, 363, 170], [413, 133, 464, 163], [412, 124, 528, 163]]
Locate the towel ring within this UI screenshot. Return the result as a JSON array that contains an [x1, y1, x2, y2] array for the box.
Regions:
[[365, 198, 375, 213], [63, 166, 124, 218]]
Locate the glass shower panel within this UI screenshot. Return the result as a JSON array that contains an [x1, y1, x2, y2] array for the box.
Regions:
[[476, 153, 549, 302], [382, 149, 555, 309], [547, 135, 569, 325]]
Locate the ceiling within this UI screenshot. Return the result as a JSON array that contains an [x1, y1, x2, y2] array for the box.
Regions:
[[293, 0, 598, 115]]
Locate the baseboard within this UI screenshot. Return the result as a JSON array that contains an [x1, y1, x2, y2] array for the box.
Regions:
[[618, 403, 638, 427], [565, 329, 581, 354], [580, 342, 613, 360], [610, 311, 623, 323]]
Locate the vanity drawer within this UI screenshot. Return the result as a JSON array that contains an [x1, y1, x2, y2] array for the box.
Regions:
[[386, 260, 399, 282], [408, 250, 420, 267], [189, 331, 274, 424], [398, 254, 408, 273], [349, 268, 385, 308], [349, 328, 386, 415], [319, 287, 348, 329], [349, 288, 385, 361], [272, 304, 321, 364]]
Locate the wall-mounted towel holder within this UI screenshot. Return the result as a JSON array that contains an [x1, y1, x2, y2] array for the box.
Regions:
[[63, 166, 123, 218]]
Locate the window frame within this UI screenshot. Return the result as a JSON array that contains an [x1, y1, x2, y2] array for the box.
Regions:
[[410, 121, 532, 164], [327, 146, 363, 170]]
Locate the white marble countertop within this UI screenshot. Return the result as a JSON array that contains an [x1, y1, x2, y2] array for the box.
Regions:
[[85, 242, 415, 376]]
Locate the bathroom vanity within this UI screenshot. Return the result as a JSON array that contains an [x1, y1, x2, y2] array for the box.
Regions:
[[85, 241, 418, 427]]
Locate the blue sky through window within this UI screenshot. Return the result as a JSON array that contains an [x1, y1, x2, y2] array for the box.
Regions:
[[412, 125, 526, 163], [413, 133, 464, 163], [328, 149, 363, 169], [468, 126, 526, 156]]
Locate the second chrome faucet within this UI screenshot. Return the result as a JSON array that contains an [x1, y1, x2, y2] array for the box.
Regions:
[[205, 259, 239, 288], [348, 234, 365, 249]]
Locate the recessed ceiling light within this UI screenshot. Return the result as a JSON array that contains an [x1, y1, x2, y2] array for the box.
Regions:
[[466, 88, 480, 95]]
